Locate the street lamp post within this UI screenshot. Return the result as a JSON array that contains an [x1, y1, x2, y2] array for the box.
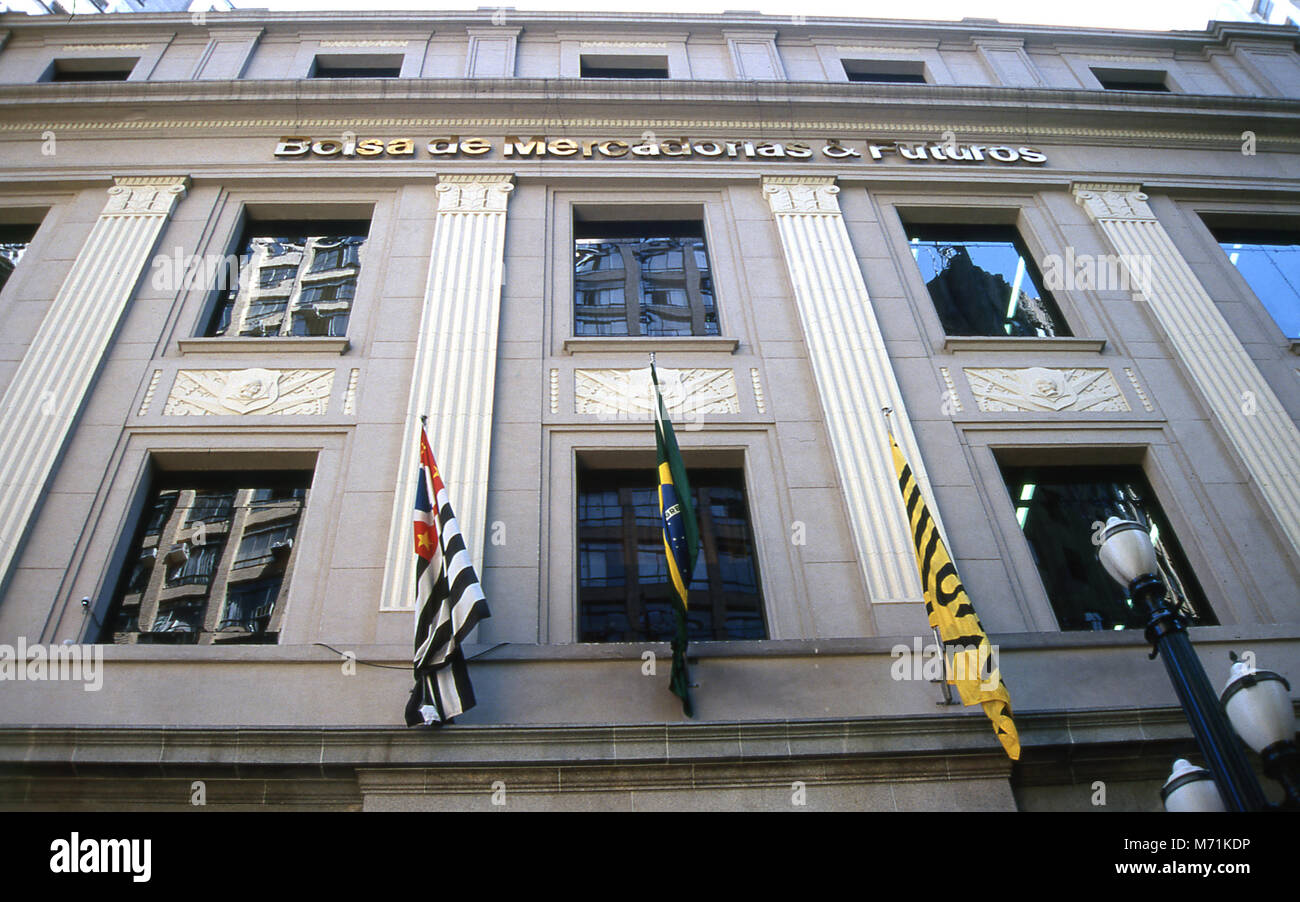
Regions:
[[1097, 517, 1270, 812]]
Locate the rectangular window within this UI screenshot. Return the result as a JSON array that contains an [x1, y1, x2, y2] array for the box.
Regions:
[[574, 218, 719, 337], [906, 223, 1070, 337], [1001, 464, 1215, 631], [100, 470, 311, 646], [310, 54, 403, 78], [204, 220, 369, 338], [0, 222, 39, 295], [577, 467, 767, 643], [220, 578, 283, 636], [1091, 67, 1170, 92], [234, 523, 297, 569], [48, 58, 137, 82], [580, 54, 669, 78], [842, 59, 927, 83], [1212, 227, 1300, 339]]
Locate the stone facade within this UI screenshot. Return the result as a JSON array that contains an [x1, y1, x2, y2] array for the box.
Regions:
[[0, 9, 1298, 811]]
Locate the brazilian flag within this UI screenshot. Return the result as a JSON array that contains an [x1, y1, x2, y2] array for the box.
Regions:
[[652, 363, 699, 717]]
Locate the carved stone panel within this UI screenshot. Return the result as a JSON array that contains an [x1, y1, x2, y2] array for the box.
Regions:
[[762, 177, 841, 214], [575, 367, 739, 422], [163, 368, 334, 416], [435, 174, 515, 213], [1072, 183, 1155, 222], [964, 367, 1130, 413]]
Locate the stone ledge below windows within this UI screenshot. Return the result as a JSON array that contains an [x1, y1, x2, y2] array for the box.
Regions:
[[177, 337, 350, 356], [942, 336, 1106, 353], [563, 336, 738, 355]]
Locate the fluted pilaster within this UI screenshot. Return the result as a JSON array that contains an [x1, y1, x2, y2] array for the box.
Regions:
[[0, 176, 188, 594], [763, 176, 941, 604], [379, 174, 514, 610], [1073, 182, 1300, 559]]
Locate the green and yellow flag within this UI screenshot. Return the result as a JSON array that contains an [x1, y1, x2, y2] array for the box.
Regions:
[[652, 363, 698, 717], [890, 434, 1020, 760]]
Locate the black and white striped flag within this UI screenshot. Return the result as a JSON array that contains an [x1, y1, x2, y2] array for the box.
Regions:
[[404, 424, 491, 726]]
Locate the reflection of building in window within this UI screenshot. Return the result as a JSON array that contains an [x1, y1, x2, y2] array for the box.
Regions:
[[100, 471, 311, 646], [205, 221, 368, 338], [1001, 464, 1215, 631], [574, 219, 719, 337], [907, 224, 1069, 337], [577, 468, 767, 642], [0, 223, 39, 295], [1213, 227, 1300, 339]]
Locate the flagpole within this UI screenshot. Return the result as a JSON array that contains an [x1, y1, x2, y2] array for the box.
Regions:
[[882, 407, 955, 707]]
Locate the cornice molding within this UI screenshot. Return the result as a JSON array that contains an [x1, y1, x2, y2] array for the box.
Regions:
[[0, 704, 1236, 768], [2, 75, 1296, 122]]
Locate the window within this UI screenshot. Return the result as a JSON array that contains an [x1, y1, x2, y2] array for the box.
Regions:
[[906, 223, 1069, 337], [48, 58, 137, 82], [204, 220, 368, 338], [221, 578, 283, 635], [580, 54, 669, 78], [99, 470, 311, 646], [1212, 227, 1300, 339], [1091, 67, 1170, 92], [577, 468, 767, 643], [0, 223, 38, 295], [234, 524, 297, 569], [310, 54, 403, 78], [1001, 465, 1215, 631], [165, 541, 222, 587], [842, 59, 927, 83], [574, 218, 719, 337]]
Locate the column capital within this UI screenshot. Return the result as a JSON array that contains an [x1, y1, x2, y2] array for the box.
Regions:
[[435, 173, 515, 213], [104, 176, 189, 216], [761, 176, 841, 214], [1071, 182, 1155, 222]]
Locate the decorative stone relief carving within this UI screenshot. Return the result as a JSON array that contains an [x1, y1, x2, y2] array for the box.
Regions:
[[342, 368, 360, 415], [163, 368, 334, 416], [964, 367, 1130, 412], [576, 368, 739, 421], [1072, 183, 1154, 221], [761, 177, 841, 214], [1124, 367, 1155, 412], [138, 369, 162, 416], [435, 174, 515, 213]]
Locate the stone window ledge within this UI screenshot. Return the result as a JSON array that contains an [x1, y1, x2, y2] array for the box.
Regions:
[[177, 337, 350, 355], [563, 336, 738, 354], [942, 336, 1106, 353]]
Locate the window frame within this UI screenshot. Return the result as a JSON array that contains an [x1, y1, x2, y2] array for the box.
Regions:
[[98, 469, 312, 646], [554, 194, 745, 354], [841, 58, 929, 84], [575, 466, 769, 643], [998, 461, 1216, 631], [962, 434, 1235, 633], [1089, 66, 1173, 93], [1204, 221, 1300, 343], [573, 222, 720, 339], [878, 197, 1103, 351], [901, 220, 1072, 340], [182, 201, 381, 350]]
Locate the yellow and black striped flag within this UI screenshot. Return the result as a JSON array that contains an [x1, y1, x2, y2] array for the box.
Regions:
[[890, 434, 1020, 760]]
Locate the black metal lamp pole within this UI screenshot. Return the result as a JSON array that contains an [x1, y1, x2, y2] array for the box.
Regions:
[[1130, 573, 1270, 812]]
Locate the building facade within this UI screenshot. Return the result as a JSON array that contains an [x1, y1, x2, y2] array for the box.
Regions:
[[0, 9, 1298, 811]]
